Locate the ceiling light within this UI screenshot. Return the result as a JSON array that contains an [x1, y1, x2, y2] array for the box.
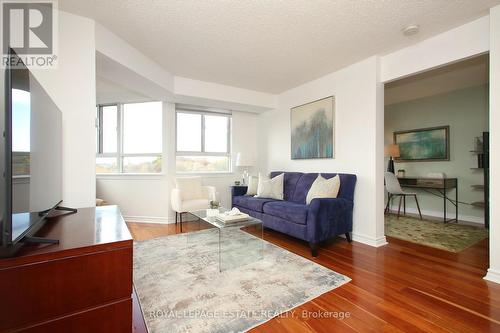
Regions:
[[402, 25, 419, 36]]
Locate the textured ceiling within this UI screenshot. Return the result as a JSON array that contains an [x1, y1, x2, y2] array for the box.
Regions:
[[60, 0, 500, 93]]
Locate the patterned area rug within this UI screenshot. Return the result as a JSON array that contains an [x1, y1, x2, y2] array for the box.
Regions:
[[385, 214, 488, 252], [134, 229, 350, 333]]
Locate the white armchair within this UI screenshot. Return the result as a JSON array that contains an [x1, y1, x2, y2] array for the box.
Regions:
[[171, 177, 216, 232]]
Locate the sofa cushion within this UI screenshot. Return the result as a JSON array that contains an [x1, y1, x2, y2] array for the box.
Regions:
[[263, 201, 309, 225], [291, 173, 319, 204], [232, 196, 276, 213]]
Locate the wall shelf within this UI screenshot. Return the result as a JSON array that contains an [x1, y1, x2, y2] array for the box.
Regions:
[[469, 132, 489, 228]]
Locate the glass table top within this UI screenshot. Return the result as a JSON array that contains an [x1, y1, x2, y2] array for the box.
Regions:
[[189, 207, 263, 229]]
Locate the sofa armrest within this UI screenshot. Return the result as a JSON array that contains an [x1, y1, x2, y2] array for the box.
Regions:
[[202, 186, 216, 201], [307, 198, 354, 243], [231, 186, 248, 197]]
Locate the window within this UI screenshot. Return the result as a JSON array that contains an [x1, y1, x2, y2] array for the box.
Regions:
[[176, 110, 231, 173], [96, 102, 162, 174], [12, 89, 31, 176]]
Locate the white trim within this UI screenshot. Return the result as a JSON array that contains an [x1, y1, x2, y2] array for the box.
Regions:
[[13, 176, 30, 184], [123, 215, 173, 224], [96, 173, 164, 180], [352, 233, 388, 247], [386, 207, 484, 225], [175, 172, 234, 178], [484, 269, 500, 284]]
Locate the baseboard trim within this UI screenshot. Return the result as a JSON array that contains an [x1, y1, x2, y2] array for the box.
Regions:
[[123, 216, 173, 224], [484, 269, 500, 284], [352, 233, 388, 247], [387, 207, 484, 225]]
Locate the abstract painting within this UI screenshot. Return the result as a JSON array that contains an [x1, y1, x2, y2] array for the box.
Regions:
[[291, 96, 334, 159], [394, 126, 449, 162]]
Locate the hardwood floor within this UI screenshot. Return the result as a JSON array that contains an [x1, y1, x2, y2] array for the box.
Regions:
[[127, 221, 499, 333]]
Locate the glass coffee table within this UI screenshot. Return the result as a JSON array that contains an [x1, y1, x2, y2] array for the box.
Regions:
[[187, 207, 264, 272]]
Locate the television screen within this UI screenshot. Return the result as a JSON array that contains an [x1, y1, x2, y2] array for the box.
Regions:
[[2, 51, 63, 247]]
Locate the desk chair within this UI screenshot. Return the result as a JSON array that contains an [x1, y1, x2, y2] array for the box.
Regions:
[[384, 172, 422, 219]]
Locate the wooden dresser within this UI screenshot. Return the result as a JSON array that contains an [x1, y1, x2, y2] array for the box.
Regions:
[[0, 205, 133, 332]]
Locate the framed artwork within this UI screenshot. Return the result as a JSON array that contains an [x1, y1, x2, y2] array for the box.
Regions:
[[394, 126, 450, 162], [291, 96, 334, 159]]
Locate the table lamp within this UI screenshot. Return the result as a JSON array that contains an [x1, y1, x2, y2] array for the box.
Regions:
[[385, 144, 400, 173], [235, 153, 254, 184]]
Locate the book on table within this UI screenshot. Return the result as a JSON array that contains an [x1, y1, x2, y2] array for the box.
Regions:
[[215, 208, 250, 223]]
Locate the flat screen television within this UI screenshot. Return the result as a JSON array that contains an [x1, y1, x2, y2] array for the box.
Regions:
[[1, 49, 70, 256]]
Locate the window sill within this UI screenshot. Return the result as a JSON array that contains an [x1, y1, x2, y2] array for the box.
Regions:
[[176, 172, 235, 178], [13, 175, 30, 184], [96, 173, 164, 180]]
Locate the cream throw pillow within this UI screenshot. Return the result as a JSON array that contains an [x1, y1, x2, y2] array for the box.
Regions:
[[246, 176, 259, 195], [306, 175, 341, 204], [255, 173, 284, 200]]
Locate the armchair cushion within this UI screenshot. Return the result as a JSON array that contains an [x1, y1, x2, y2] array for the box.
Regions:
[[175, 177, 203, 200], [171, 182, 215, 213], [180, 199, 210, 212], [201, 185, 216, 201], [263, 201, 308, 225]]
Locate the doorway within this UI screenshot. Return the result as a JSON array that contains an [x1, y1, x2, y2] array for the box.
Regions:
[[383, 54, 489, 252]]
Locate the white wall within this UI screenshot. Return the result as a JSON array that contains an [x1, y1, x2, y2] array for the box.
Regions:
[[485, 5, 500, 284], [381, 16, 489, 83], [260, 56, 386, 247], [29, 11, 96, 208]]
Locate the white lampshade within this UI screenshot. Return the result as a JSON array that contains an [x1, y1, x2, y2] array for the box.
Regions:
[[235, 153, 254, 167]]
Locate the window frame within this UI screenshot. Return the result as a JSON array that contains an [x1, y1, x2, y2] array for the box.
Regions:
[[96, 102, 163, 174], [175, 109, 232, 173]]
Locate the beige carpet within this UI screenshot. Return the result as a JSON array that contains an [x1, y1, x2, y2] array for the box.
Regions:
[[134, 228, 350, 333], [385, 214, 488, 252]]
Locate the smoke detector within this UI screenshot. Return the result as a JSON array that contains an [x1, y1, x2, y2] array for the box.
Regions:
[[402, 25, 419, 36]]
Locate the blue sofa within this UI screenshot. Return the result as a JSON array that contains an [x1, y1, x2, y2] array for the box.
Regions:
[[231, 172, 356, 256]]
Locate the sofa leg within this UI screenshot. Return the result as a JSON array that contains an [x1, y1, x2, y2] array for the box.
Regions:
[[309, 242, 318, 257], [345, 232, 352, 243]]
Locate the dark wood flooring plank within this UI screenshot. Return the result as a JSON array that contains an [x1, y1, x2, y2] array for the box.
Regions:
[[127, 221, 495, 333]]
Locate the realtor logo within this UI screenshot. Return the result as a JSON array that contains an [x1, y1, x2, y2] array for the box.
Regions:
[[1, 0, 58, 68]]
